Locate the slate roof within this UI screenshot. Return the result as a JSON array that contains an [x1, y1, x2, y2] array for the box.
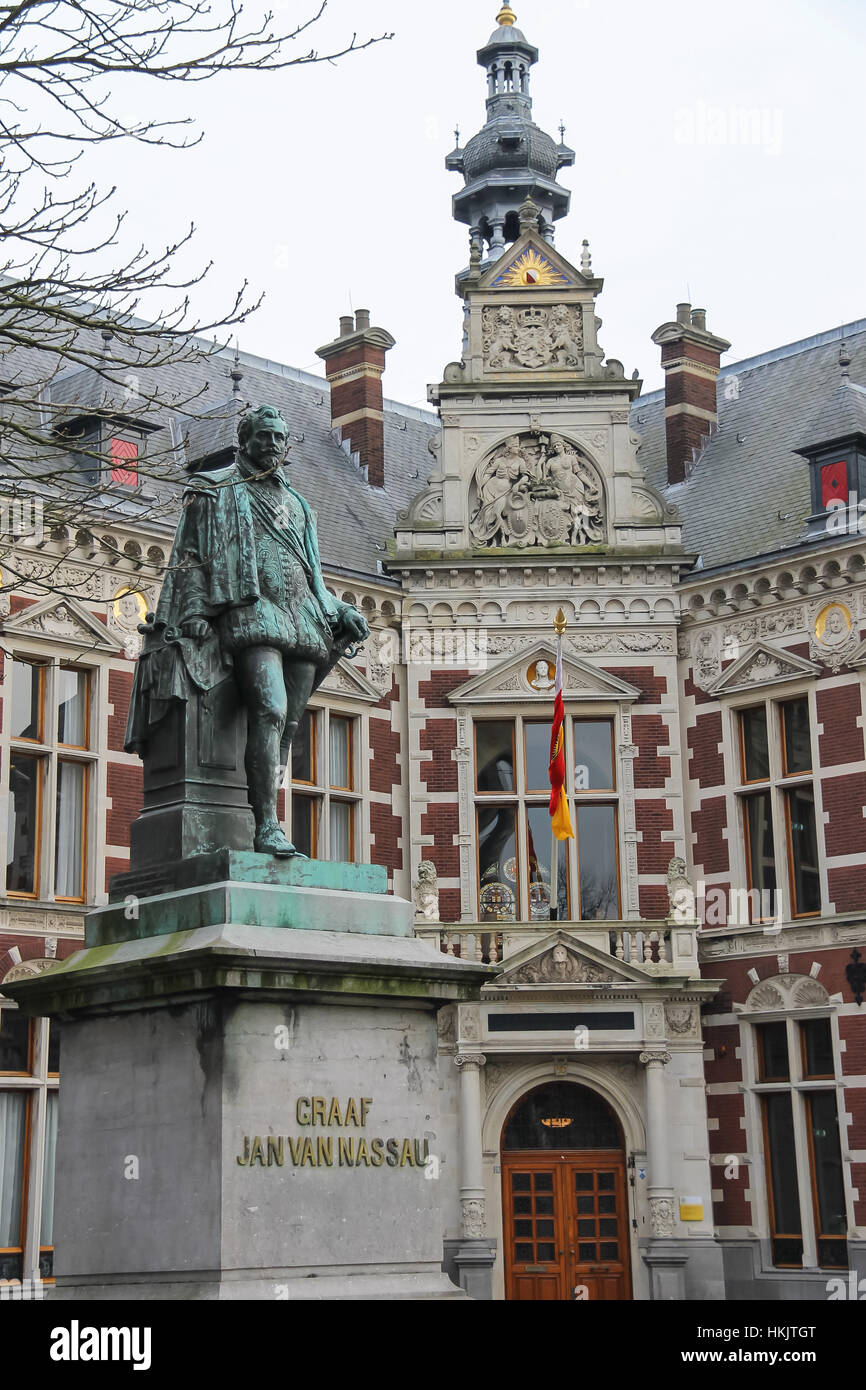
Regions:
[[3, 308, 866, 585], [0, 323, 440, 580], [632, 319, 866, 573]]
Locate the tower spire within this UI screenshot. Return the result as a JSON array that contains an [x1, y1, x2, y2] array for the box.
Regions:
[[445, 6, 575, 274]]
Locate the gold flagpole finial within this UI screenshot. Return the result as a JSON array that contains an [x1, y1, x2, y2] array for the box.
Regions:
[[554, 607, 567, 636], [496, 5, 517, 26]]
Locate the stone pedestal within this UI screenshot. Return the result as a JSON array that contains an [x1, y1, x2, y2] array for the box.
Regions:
[[129, 674, 253, 871], [5, 860, 490, 1300], [643, 1246, 688, 1301]]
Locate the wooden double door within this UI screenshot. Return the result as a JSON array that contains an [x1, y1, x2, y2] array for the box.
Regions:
[[503, 1152, 632, 1301]]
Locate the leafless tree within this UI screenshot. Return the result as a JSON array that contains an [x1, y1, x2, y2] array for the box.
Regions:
[[0, 0, 392, 598]]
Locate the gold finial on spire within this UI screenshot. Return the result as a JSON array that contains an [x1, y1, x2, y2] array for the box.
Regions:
[[497, 4, 517, 25], [554, 607, 567, 636]]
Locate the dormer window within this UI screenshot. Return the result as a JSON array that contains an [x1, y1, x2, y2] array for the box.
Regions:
[[109, 437, 139, 487], [796, 347, 866, 537]]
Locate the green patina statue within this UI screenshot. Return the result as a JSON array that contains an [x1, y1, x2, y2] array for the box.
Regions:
[[125, 404, 369, 857]]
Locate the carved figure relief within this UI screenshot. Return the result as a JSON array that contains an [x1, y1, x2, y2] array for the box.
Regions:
[[527, 658, 556, 693], [810, 601, 857, 671], [482, 303, 584, 372], [510, 943, 614, 985], [649, 1196, 676, 1237], [469, 433, 604, 550], [693, 629, 721, 690]]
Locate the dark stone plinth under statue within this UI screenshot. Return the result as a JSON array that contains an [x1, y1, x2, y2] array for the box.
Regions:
[[127, 665, 253, 870]]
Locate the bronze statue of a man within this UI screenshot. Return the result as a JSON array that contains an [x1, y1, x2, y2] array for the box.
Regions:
[[125, 404, 369, 857]]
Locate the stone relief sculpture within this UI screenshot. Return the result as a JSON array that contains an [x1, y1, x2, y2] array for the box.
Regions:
[[510, 944, 613, 985], [482, 303, 584, 371], [810, 600, 858, 671], [469, 432, 604, 549], [413, 861, 440, 922]]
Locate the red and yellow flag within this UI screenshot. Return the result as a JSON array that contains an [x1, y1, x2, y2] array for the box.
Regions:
[[548, 637, 575, 841]]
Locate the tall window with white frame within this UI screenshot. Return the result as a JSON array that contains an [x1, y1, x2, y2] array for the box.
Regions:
[[0, 1004, 60, 1284], [290, 708, 360, 862], [6, 657, 94, 902], [736, 695, 821, 924], [754, 1014, 847, 1271], [473, 714, 621, 923]]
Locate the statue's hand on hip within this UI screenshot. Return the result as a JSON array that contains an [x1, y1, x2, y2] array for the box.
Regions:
[[181, 618, 210, 639]]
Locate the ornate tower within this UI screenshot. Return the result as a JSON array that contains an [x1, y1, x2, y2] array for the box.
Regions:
[[446, 4, 574, 266]]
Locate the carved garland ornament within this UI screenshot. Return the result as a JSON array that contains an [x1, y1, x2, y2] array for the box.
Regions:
[[469, 432, 604, 550]]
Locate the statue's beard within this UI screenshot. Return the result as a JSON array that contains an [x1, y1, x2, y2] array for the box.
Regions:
[[240, 449, 283, 476]]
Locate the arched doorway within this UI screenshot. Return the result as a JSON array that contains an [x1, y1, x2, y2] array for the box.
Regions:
[[501, 1081, 632, 1301]]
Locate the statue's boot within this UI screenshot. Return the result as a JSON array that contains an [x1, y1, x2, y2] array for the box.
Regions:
[[247, 713, 300, 858], [262, 720, 308, 860]]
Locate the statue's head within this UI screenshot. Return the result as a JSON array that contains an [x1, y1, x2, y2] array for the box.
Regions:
[[238, 405, 289, 472]]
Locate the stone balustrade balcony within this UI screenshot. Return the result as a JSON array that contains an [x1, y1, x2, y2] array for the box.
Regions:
[[414, 918, 701, 978]]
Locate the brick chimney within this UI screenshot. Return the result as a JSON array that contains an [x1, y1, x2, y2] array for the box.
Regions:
[[651, 303, 731, 485], [315, 310, 396, 489]]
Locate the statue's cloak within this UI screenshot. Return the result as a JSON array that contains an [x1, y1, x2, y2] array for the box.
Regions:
[[124, 465, 345, 755]]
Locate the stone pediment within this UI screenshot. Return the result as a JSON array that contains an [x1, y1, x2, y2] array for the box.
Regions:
[[489, 931, 655, 990], [845, 637, 866, 668], [317, 659, 382, 705], [478, 234, 588, 291], [447, 642, 641, 704], [0, 594, 124, 652], [708, 641, 819, 696]]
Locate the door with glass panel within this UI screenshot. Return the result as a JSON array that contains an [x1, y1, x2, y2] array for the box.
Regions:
[[566, 1160, 630, 1299], [501, 1081, 632, 1301]]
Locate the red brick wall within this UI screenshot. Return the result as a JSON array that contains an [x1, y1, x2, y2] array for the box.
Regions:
[[822, 773, 866, 856], [603, 667, 667, 704], [691, 794, 730, 875], [817, 684, 863, 766], [632, 714, 671, 788], [839, 1015, 866, 1076], [828, 865, 866, 912], [419, 669, 471, 706], [421, 803, 460, 881], [108, 670, 133, 753], [370, 800, 402, 873], [688, 710, 724, 788], [420, 719, 458, 791], [369, 713, 400, 795], [635, 798, 673, 872], [106, 763, 143, 847]]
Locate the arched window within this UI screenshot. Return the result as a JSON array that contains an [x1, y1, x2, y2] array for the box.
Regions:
[[503, 1081, 622, 1151]]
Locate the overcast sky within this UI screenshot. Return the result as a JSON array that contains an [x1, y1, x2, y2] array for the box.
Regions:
[[101, 0, 865, 410]]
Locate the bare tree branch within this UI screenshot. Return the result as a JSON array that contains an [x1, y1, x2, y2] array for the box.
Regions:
[[0, 1, 393, 602]]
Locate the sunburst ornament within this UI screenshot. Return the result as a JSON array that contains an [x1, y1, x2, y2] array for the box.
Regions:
[[492, 247, 572, 288]]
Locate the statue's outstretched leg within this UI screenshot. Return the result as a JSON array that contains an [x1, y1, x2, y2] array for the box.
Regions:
[[235, 647, 308, 857]]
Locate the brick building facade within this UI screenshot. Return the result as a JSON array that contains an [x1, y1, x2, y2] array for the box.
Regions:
[[1, 5, 864, 1301]]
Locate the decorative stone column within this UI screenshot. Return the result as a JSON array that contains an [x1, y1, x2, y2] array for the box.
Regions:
[[639, 1050, 674, 1228], [450, 1052, 496, 1298], [639, 1049, 686, 1299], [488, 218, 506, 261], [455, 1052, 487, 1233]]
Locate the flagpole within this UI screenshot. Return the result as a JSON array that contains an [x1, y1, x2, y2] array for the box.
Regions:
[[550, 607, 567, 921]]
